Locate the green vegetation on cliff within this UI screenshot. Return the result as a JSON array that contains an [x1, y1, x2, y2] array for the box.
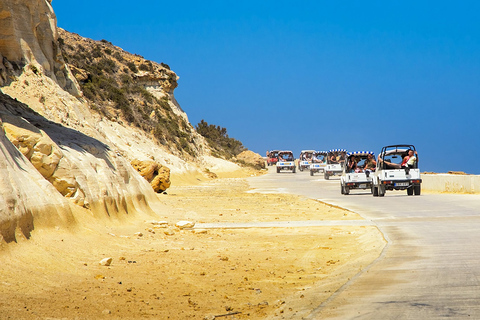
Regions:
[[195, 120, 245, 159], [58, 31, 196, 158]]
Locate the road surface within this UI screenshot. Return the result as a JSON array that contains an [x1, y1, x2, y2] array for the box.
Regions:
[[247, 168, 480, 319]]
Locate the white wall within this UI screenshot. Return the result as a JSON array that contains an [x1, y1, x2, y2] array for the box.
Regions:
[[422, 174, 480, 194]]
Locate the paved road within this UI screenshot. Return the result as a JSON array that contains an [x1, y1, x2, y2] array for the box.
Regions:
[[247, 168, 480, 319]]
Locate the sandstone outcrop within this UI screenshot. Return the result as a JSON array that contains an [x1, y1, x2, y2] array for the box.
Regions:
[[131, 159, 171, 193], [0, 93, 162, 224], [236, 150, 266, 170], [0, 0, 80, 95], [0, 105, 74, 243], [1, 112, 78, 198]]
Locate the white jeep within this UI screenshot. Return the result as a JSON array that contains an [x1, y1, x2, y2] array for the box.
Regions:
[[276, 151, 296, 173], [310, 151, 327, 176], [324, 149, 346, 180], [372, 145, 422, 197], [340, 151, 375, 195], [298, 150, 315, 171]]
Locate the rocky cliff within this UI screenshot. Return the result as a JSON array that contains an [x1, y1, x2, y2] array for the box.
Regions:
[[0, 0, 240, 243], [0, 0, 79, 95]]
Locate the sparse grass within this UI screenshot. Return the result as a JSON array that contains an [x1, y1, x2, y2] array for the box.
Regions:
[[58, 30, 202, 159]]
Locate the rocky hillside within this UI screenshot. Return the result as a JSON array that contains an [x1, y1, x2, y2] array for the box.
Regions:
[[58, 29, 201, 158], [0, 0, 243, 243]]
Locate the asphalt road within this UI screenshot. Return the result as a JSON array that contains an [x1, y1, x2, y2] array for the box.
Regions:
[[247, 167, 480, 319]]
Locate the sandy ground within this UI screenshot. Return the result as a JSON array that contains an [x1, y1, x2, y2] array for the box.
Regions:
[[0, 168, 386, 319]]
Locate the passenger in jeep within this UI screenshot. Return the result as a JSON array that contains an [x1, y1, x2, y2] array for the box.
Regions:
[[279, 153, 293, 162], [378, 154, 402, 169], [313, 154, 325, 163], [378, 150, 417, 169], [405, 149, 418, 167], [364, 154, 377, 171], [329, 154, 338, 163], [347, 155, 358, 172]]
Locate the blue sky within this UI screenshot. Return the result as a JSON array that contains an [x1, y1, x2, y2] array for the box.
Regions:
[[53, 1, 480, 174]]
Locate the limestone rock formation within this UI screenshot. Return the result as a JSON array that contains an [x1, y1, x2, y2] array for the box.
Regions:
[[0, 107, 75, 243], [0, 93, 162, 221], [0, 0, 80, 95], [236, 150, 266, 170], [131, 159, 171, 193], [2, 113, 75, 193]]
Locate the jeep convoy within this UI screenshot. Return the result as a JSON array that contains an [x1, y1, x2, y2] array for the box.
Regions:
[[266, 144, 422, 197]]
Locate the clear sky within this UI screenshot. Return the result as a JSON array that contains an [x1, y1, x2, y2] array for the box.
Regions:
[[52, 1, 480, 174]]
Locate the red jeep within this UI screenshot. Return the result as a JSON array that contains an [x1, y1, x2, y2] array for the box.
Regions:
[[267, 150, 279, 166]]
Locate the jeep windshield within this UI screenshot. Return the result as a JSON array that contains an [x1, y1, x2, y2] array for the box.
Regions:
[[278, 152, 294, 162], [313, 152, 327, 163], [269, 150, 279, 158], [327, 149, 346, 165], [346, 151, 375, 173]]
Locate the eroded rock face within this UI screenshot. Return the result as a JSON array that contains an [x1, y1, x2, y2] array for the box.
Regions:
[[1, 113, 80, 199], [0, 0, 80, 95], [131, 159, 171, 193], [0, 93, 163, 233], [0, 111, 75, 243]]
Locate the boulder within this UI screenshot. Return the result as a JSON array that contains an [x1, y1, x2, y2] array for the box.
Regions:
[[131, 159, 171, 193]]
